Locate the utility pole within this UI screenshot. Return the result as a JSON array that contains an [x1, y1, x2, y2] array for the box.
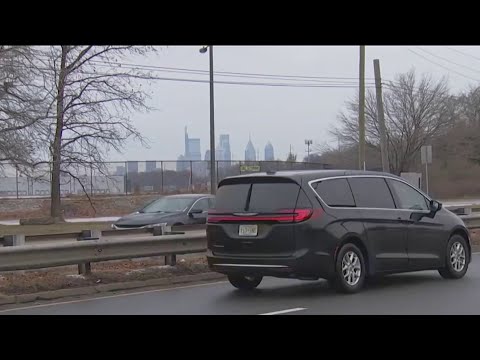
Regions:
[[199, 45, 216, 194], [373, 59, 390, 173], [208, 46, 216, 193], [359, 45, 366, 171]]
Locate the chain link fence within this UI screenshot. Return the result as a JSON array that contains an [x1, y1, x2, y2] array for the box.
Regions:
[[0, 160, 333, 199]]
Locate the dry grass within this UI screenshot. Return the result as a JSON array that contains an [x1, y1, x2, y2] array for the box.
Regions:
[[0, 255, 208, 295], [470, 228, 479, 245]]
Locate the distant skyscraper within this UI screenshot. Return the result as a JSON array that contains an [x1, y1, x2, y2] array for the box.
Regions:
[[245, 136, 256, 161], [264, 142, 275, 161], [188, 139, 201, 161], [146, 161, 157, 172], [183, 127, 201, 161], [219, 134, 231, 161], [204, 150, 210, 161], [127, 161, 138, 174], [177, 127, 202, 174]]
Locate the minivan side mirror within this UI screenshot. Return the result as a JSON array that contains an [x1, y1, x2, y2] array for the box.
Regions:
[[429, 200, 442, 213], [411, 199, 442, 222]]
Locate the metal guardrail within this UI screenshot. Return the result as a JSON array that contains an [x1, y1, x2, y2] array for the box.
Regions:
[[445, 203, 480, 216], [461, 215, 480, 229], [0, 231, 207, 272], [0, 224, 207, 273], [0, 224, 206, 246]]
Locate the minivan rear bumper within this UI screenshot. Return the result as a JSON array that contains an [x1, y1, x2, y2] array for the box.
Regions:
[[207, 249, 335, 280]]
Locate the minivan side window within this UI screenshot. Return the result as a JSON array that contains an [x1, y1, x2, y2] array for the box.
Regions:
[[312, 179, 355, 207], [387, 179, 429, 211], [348, 177, 395, 209]]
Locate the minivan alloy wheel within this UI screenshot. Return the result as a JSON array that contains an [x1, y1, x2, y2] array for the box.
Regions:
[[450, 241, 466, 272], [342, 251, 362, 286]]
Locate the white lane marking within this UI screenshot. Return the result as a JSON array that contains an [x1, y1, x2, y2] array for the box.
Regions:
[[260, 308, 306, 315], [0, 280, 228, 313]]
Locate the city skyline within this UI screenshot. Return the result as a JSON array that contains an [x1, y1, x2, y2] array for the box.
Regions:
[[178, 126, 277, 162]]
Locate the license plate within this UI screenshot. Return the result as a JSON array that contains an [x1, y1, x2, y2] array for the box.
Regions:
[[239, 224, 258, 237]]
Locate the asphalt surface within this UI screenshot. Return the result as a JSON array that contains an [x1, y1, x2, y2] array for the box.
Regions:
[[0, 253, 478, 315]]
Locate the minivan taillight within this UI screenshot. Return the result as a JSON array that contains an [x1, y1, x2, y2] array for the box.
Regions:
[[207, 209, 316, 224]]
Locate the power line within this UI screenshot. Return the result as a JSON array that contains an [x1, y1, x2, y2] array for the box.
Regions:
[[407, 48, 479, 82], [416, 47, 480, 75], [146, 75, 374, 88], [446, 46, 480, 62], [2, 62, 373, 89], [34, 52, 373, 82], [86, 59, 377, 81], [87, 61, 373, 85]]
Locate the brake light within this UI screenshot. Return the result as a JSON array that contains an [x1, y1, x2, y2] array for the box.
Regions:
[[207, 209, 317, 223], [289, 209, 313, 223]]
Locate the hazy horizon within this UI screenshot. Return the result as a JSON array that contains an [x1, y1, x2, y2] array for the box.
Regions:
[[103, 46, 480, 163]]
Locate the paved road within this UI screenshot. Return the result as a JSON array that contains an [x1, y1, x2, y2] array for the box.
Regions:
[[1, 253, 479, 315]]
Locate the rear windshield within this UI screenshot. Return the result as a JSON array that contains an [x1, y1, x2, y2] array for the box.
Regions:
[[215, 179, 301, 213]]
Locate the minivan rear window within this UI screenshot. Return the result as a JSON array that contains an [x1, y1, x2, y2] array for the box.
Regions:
[[215, 183, 250, 212], [249, 183, 300, 212], [215, 179, 301, 213]]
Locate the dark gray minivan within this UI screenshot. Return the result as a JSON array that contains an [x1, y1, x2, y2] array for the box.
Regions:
[[206, 170, 471, 293]]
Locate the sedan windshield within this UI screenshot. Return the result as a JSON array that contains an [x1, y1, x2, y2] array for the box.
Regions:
[[140, 197, 195, 213]]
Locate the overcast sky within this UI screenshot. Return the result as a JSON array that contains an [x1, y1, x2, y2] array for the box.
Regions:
[[111, 46, 480, 165]]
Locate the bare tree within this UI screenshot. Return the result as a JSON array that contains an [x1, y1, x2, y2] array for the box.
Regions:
[[332, 69, 456, 174], [0, 46, 51, 169], [457, 86, 480, 128], [39, 46, 156, 221], [453, 86, 480, 165]]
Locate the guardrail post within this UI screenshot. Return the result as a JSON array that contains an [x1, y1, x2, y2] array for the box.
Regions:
[[165, 254, 177, 266], [77, 229, 101, 275], [151, 225, 176, 266], [152, 224, 171, 236], [3, 234, 25, 247]]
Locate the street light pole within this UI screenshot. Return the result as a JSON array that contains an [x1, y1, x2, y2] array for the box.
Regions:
[[305, 139, 312, 163], [200, 45, 216, 194]]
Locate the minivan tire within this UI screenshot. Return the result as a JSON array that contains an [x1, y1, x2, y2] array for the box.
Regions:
[[332, 243, 366, 294], [438, 234, 469, 279], [228, 274, 263, 291]]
